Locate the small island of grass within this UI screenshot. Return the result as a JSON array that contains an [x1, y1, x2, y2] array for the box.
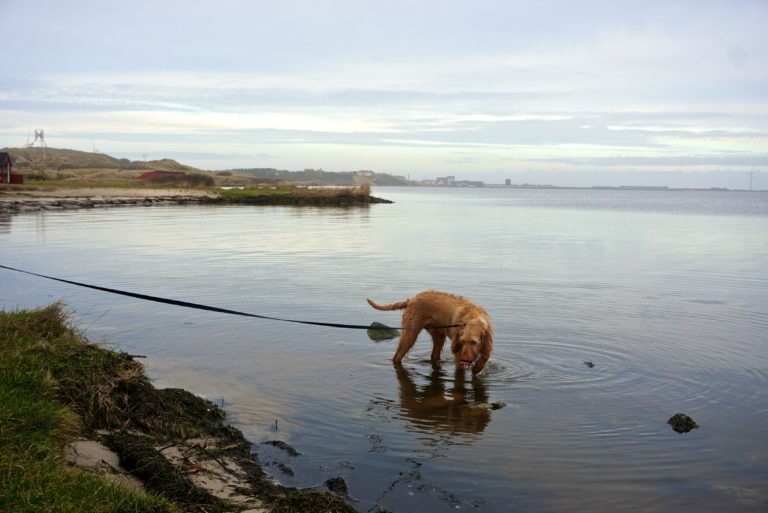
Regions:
[[216, 183, 392, 206]]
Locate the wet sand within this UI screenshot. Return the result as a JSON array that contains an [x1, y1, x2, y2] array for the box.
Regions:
[[0, 186, 219, 213]]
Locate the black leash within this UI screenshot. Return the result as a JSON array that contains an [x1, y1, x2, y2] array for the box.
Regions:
[[0, 264, 462, 332], [0, 264, 375, 330]]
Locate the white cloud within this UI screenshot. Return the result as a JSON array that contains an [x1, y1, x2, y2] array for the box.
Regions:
[[1, 0, 766, 184]]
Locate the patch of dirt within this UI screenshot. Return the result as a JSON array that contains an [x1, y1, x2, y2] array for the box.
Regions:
[[64, 438, 145, 493], [0, 187, 220, 213]]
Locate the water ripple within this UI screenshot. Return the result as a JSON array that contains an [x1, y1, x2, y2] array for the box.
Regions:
[[3, 190, 768, 513]]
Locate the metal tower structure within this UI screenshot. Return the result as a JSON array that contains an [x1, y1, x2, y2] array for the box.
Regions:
[[25, 129, 48, 160]]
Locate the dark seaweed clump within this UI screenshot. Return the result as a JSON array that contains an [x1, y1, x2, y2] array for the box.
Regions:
[[668, 413, 699, 433]]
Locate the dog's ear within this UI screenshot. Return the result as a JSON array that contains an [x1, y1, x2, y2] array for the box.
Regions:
[[481, 329, 493, 353], [472, 331, 493, 375], [451, 327, 464, 353]]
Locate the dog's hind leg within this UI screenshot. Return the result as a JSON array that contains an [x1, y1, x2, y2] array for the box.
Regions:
[[392, 309, 424, 365], [393, 311, 421, 364], [392, 327, 419, 364], [427, 328, 446, 362]]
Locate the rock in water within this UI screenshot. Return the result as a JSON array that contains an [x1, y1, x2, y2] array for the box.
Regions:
[[367, 322, 400, 341], [667, 413, 699, 433], [263, 440, 301, 457], [325, 476, 349, 496]]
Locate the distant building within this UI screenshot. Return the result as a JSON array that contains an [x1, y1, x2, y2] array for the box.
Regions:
[[420, 176, 484, 187], [356, 170, 375, 177], [505, 179, 511, 186], [0, 152, 12, 183], [0, 152, 22, 184]]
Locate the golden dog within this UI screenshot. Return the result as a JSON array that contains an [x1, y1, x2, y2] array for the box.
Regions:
[[367, 291, 493, 375]]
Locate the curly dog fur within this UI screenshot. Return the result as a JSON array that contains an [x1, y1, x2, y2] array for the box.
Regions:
[[367, 290, 493, 375]]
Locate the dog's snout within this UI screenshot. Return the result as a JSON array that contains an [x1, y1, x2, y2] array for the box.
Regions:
[[460, 344, 476, 360]]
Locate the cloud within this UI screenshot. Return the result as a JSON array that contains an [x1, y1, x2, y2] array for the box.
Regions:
[[1, 0, 767, 184], [534, 155, 768, 168]]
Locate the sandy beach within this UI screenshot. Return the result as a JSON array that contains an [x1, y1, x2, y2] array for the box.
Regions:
[[0, 187, 220, 213]]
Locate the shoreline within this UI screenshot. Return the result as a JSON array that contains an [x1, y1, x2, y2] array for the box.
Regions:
[[0, 187, 218, 214], [0, 303, 357, 513], [0, 185, 392, 214]]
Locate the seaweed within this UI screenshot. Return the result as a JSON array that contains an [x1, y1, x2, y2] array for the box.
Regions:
[[105, 431, 228, 513], [23, 302, 356, 512]]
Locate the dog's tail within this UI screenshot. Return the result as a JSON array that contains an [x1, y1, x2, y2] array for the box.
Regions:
[[367, 298, 409, 311]]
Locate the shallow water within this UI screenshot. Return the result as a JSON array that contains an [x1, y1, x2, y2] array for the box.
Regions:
[[2, 187, 767, 512]]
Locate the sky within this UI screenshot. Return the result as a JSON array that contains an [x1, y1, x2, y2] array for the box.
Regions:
[[1, 0, 767, 188]]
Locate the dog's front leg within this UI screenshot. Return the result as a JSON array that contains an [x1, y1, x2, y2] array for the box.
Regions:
[[427, 328, 446, 361]]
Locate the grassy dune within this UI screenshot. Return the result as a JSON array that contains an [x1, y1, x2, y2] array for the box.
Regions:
[[0, 304, 357, 513], [0, 304, 172, 513]]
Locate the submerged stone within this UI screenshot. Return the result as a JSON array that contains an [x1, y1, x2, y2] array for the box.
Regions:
[[263, 440, 301, 457], [367, 322, 400, 341], [324, 476, 349, 496], [667, 413, 699, 433]]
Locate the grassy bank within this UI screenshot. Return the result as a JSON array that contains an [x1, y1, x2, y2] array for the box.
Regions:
[[0, 304, 172, 513], [0, 304, 357, 513], [215, 183, 391, 205]]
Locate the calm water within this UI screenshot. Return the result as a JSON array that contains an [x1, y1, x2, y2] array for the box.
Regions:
[[1, 187, 767, 512]]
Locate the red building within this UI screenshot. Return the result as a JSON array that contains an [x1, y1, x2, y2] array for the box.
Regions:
[[0, 152, 22, 184]]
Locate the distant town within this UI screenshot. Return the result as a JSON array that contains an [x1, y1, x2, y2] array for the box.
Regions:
[[0, 146, 762, 192], [409, 175, 733, 192], [420, 175, 484, 187]]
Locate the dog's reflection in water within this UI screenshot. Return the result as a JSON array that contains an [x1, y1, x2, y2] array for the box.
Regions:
[[393, 362, 492, 435]]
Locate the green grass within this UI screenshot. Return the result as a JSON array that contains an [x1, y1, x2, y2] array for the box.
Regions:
[[216, 183, 371, 199], [21, 180, 170, 189], [0, 304, 174, 513]]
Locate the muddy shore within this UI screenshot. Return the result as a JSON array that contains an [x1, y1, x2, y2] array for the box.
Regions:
[[1, 303, 357, 513], [92, 380, 358, 513], [0, 187, 218, 213]]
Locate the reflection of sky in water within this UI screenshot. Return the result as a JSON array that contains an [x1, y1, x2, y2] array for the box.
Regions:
[[1, 188, 767, 513]]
